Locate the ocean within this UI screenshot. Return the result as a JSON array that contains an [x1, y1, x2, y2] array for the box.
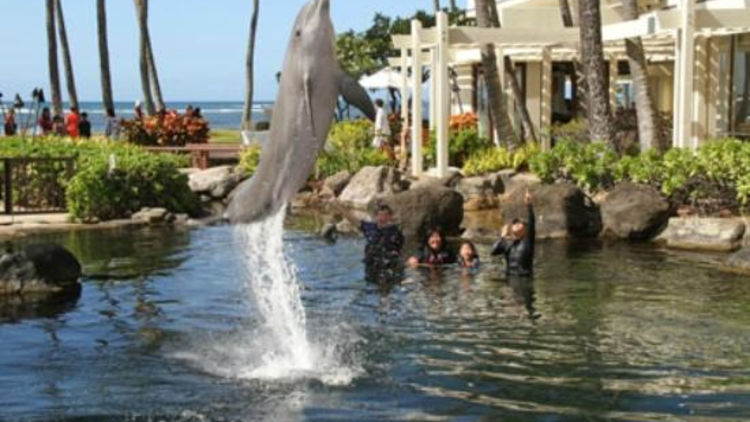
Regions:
[[2, 101, 273, 133]]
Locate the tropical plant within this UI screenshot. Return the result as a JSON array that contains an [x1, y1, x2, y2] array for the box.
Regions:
[[120, 112, 210, 146], [237, 144, 262, 176]]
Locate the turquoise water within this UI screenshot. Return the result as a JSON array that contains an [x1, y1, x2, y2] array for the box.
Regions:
[[1, 223, 749, 421]]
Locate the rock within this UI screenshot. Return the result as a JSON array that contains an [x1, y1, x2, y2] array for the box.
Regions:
[[503, 172, 541, 196], [456, 173, 504, 211], [496, 169, 518, 187], [339, 166, 405, 209], [725, 248, 750, 273], [600, 183, 671, 240], [501, 183, 601, 239], [0, 244, 82, 295], [461, 227, 498, 243], [656, 218, 745, 252], [188, 166, 244, 200], [410, 170, 463, 190], [132, 207, 169, 224], [379, 186, 464, 240], [323, 170, 352, 196]]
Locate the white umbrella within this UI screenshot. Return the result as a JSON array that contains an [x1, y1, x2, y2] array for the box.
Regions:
[[359, 68, 412, 90]]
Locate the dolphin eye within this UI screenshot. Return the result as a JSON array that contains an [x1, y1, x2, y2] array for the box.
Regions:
[[295, 29, 301, 37]]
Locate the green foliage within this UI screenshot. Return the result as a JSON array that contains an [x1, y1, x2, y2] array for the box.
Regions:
[[120, 112, 210, 146], [66, 143, 199, 221], [237, 144, 262, 176], [425, 128, 492, 168], [529, 140, 619, 191], [461, 143, 540, 176], [316, 119, 390, 178]]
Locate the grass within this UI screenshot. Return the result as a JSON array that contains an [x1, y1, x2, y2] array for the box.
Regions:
[[210, 129, 242, 144]]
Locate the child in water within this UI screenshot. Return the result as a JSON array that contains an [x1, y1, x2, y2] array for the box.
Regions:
[[407, 228, 457, 268], [457, 240, 480, 269]]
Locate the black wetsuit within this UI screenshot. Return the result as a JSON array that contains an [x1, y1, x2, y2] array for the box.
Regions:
[[360, 221, 404, 283], [491, 204, 535, 276], [415, 247, 457, 266]]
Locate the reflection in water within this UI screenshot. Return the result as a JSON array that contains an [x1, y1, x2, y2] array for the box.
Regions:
[[0, 226, 749, 421], [0, 287, 81, 323]]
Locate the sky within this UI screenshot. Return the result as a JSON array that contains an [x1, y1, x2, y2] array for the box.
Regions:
[[0, 0, 462, 103]]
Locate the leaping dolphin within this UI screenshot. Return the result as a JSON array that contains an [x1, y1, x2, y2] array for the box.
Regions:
[[227, 0, 375, 224]]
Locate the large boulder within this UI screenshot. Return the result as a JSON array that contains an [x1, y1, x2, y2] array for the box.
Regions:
[[456, 173, 504, 211], [188, 166, 244, 200], [600, 183, 671, 240], [725, 248, 750, 273], [323, 170, 352, 197], [655, 218, 745, 251], [409, 170, 463, 190], [503, 172, 542, 196], [501, 183, 602, 239], [379, 186, 464, 240], [0, 244, 82, 296], [339, 166, 406, 209]]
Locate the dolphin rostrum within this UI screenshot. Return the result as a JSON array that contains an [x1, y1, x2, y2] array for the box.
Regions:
[[227, 0, 375, 224]]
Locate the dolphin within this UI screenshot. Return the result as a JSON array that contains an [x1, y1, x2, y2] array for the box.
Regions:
[[227, 0, 375, 224]]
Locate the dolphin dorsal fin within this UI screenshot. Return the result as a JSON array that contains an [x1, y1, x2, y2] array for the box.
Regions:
[[337, 69, 376, 121]]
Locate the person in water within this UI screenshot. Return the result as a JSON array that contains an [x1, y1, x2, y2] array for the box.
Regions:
[[457, 240, 480, 269], [333, 202, 405, 283], [492, 190, 535, 276], [407, 228, 457, 268]]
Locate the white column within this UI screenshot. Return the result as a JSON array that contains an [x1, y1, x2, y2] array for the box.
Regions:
[[400, 48, 409, 123], [609, 56, 619, 110], [677, 0, 696, 148], [541, 48, 553, 151], [673, 29, 683, 147], [436, 12, 451, 178], [692, 35, 708, 147], [411, 19, 423, 177], [429, 48, 438, 130]]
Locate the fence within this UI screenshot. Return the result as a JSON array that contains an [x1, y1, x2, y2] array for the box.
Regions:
[[0, 157, 76, 215]]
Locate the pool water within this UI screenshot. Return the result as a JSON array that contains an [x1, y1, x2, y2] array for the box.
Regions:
[[1, 223, 749, 421]]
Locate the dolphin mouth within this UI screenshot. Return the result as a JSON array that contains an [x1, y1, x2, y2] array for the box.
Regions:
[[314, 0, 330, 15]]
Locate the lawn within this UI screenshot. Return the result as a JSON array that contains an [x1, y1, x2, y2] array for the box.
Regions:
[[210, 129, 242, 144]]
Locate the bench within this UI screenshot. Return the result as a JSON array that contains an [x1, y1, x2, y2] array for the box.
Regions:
[[144, 143, 245, 169]]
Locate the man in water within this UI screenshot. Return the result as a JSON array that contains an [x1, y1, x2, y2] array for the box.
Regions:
[[332, 202, 405, 284], [491, 190, 535, 277]]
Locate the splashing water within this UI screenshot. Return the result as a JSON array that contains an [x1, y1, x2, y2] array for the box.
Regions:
[[173, 207, 363, 386]]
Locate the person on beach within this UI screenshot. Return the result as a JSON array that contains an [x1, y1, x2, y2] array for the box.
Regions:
[[457, 240, 480, 269], [372, 99, 391, 149], [333, 202, 405, 284], [52, 115, 65, 136], [65, 107, 80, 138], [38, 107, 53, 136], [408, 228, 457, 268], [134, 101, 144, 121], [78, 112, 91, 139], [104, 108, 118, 139], [3, 109, 17, 136], [491, 190, 535, 277]]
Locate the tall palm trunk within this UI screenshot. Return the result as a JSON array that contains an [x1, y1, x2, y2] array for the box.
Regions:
[[242, 0, 260, 131], [475, 0, 517, 147], [45, 0, 62, 117], [449, 0, 457, 11], [55, 0, 78, 110], [97, 0, 115, 114], [623, 0, 664, 151], [433, 0, 441, 12], [558, 0, 587, 117], [145, 34, 165, 111], [578, 0, 615, 145], [134, 0, 155, 115]]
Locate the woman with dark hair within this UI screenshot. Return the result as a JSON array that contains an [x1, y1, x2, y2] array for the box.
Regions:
[[38, 107, 53, 135], [407, 228, 457, 268], [457, 240, 480, 269]]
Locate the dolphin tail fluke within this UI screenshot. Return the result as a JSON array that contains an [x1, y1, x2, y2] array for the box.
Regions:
[[339, 72, 376, 121]]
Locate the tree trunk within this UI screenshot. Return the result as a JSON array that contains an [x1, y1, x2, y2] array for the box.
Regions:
[[55, 0, 78, 110], [475, 0, 517, 148], [558, 0, 587, 117], [134, 0, 155, 115], [578, 0, 615, 145], [433, 0, 441, 13], [45, 0, 62, 117], [622, 0, 665, 151], [242, 0, 260, 131], [487, 0, 537, 144], [449, 0, 457, 11], [97, 0, 115, 114], [145, 33, 165, 111]]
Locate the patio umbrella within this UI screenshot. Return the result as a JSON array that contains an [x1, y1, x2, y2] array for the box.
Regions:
[[359, 68, 412, 91]]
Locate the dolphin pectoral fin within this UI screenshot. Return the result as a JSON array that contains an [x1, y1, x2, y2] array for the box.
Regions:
[[304, 74, 317, 135], [338, 71, 376, 121]]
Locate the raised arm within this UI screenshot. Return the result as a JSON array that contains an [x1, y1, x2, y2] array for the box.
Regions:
[[331, 201, 361, 228], [524, 190, 535, 245], [491, 224, 511, 256]]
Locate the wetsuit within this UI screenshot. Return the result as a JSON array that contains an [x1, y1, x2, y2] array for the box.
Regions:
[[415, 247, 457, 266], [491, 204, 535, 276], [360, 221, 404, 283]]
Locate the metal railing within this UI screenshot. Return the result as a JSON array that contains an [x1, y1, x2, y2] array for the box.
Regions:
[[0, 157, 76, 215]]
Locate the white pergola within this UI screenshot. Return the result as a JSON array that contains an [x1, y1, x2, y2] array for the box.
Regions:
[[392, 1, 750, 178]]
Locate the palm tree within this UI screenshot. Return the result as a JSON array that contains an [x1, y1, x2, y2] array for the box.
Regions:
[[449, 0, 457, 11], [475, 0, 517, 147], [145, 31, 165, 111], [433, 0, 441, 13], [623, 0, 664, 151], [134, 0, 155, 115], [242, 0, 260, 131], [488, 0, 537, 143], [97, 0, 115, 114], [578, 0, 614, 145], [55, 0, 78, 110], [558, 0, 586, 117], [45, 0, 62, 117]]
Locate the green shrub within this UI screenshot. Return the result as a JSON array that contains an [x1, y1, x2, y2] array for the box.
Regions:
[[529, 139, 618, 191], [425, 128, 491, 168], [237, 144, 262, 176], [315, 119, 390, 178], [120, 112, 210, 146], [461, 143, 539, 176], [66, 144, 199, 221]]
